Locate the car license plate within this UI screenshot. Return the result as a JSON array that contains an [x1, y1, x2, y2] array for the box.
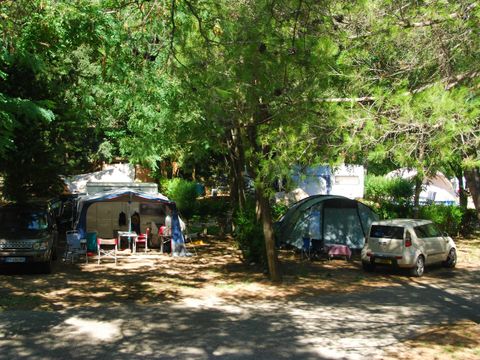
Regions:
[[4, 257, 26, 263], [375, 258, 391, 265]]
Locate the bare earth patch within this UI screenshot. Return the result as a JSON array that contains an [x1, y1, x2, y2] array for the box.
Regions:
[[1, 235, 479, 358], [0, 237, 404, 311], [384, 321, 480, 360]]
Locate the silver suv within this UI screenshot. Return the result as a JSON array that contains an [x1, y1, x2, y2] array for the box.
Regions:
[[361, 219, 457, 277], [0, 202, 58, 273]]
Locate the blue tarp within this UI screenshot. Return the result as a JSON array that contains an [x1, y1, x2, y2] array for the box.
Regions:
[[74, 188, 186, 254]]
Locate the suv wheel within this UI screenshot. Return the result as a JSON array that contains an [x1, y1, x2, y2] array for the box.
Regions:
[[410, 255, 425, 277], [443, 248, 457, 268]]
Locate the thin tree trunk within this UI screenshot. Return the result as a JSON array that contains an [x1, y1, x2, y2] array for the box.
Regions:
[[456, 173, 468, 210], [256, 183, 281, 282], [413, 175, 423, 218], [464, 168, 480, 221], [246, 124, 282, 282]]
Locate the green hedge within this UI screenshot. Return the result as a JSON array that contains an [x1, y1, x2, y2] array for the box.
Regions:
[[418, 204, 464, 235], [370, 201, 469, 236], [365, 175, 414, 205], [160, 178, 198, 221]]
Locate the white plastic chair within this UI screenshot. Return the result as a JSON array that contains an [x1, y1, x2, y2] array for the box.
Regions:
[[64, 230, 88, 264], [97, 237, 118, 265]]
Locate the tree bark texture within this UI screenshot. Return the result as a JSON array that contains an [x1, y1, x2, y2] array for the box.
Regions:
[[413, 175, 423, 218], [256, 183, 281, 282], [464, 168, 480, 221]]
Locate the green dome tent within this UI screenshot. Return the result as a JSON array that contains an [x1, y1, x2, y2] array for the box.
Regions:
[[275, 195, 378, 250]]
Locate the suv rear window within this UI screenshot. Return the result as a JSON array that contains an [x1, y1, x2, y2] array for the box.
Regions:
[[370, 225, 404, 239]]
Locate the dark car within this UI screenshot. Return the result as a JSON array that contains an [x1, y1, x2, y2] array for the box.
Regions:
[[0, 202, 59, 273]]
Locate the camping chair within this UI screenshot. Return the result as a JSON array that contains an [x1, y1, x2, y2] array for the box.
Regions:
[[311, 239, 328, 260], [301, 237, 312, 260], [64, 230, 88, 264], [133, 228, 150, 254], [159, 226, 172, 254], [97, 237, 118, 265]]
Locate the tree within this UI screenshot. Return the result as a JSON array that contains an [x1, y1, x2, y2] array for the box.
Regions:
[[335, 0, 480, 217]]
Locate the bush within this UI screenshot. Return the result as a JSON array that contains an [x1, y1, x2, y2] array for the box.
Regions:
[[161, 178, 198, 221], [365, 175, 414, 205], [418, 204, 464, 236], [195, 197, 230, 219], [372, 202, 413, 220], [233, 202, 266, 265]]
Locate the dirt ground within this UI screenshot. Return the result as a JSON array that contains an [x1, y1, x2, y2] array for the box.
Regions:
[[0, 236, 479, 359]]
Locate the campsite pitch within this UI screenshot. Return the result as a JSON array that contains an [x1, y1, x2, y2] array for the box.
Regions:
[[0, 236, 478, 359]]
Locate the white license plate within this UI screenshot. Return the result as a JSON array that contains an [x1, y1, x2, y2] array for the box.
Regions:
[[375, 258, 392, 265], [5, 257, 26, 263]]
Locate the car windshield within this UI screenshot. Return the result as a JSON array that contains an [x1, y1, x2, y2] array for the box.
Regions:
[[0, 209, 49, 233], [370, 225, 404, 239]]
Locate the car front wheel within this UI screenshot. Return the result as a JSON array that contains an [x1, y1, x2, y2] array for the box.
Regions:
[[410, 255, 425, 277], [443, 248, 457, 268]]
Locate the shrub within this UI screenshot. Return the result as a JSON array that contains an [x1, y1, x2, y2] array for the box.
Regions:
[[419, 204, 464, 236], [233, 202, 266, 265], [365, 175, 414, 205], [193, 197, 231, 235], [373, 202, 413, 220], [161, 178, 198, 221]]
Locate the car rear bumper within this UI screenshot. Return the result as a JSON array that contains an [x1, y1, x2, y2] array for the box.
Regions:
[[362, 252, 416, 268]]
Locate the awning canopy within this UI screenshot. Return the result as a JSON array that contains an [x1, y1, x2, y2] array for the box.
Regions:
[[74, 188, 184, 248]]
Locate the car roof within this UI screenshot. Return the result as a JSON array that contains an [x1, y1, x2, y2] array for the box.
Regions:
[[371, 218, 432, 227]]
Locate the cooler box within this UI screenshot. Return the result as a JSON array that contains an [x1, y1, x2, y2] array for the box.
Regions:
[[86, 232, 97, 252]]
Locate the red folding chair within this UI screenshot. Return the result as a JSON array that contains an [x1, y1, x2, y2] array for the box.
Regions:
[[133, 228, 150, 254]]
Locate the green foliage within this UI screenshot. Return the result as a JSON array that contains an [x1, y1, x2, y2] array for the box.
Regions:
[[418, 205, 464, 236], [233, 202, 266, 266], [271, 202, 289, 222], [365, 175, 414, 205], [161, 178, 198, 221], [195, 197, 230, 220], [368, 201, 413, 221]]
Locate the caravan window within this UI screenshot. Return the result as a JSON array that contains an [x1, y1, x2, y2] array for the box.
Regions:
[[334, 176, 360, 185]]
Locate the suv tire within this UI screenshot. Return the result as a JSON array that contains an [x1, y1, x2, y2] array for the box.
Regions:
[[443, 248, 457, 268], [410, 255, 425, 277]]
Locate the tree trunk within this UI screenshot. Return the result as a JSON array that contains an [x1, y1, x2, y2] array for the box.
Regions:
[[413, 175, 423, 218], [256, 183, 282, 282], [456, 173, 468, 210], [245, 123, 282, 282], [464, 168, 480, 221], [226, 127, 246, 214]]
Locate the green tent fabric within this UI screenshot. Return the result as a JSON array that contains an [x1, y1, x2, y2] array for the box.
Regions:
[[275, 195, 378, 249]]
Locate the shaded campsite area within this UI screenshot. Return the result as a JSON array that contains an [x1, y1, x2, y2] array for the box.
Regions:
[[1, 235, 479, 359], [1, 235, 478, 310]]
